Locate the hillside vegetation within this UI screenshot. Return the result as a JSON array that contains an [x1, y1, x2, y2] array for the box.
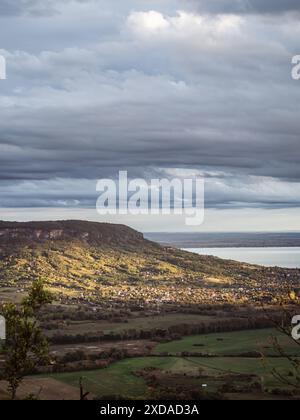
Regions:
[[0, 221, 299, 309]]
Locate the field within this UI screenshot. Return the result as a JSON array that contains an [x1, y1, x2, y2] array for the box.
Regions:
[[43, 356, 294, 399], [154, 328, 299, 356], [41, 328, 299, 399], [46, 313, 219, 338]]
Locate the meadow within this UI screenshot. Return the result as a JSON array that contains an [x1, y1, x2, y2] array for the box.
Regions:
[[42, 328, 299, 399], [44, 356, 293, 399], [154, 328, 299, 356]]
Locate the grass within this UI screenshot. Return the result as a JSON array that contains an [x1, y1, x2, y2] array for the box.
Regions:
[[45, 357, 178, 399], [44, 355, 296, 398], [186, 357, 294, 389], [47, 313, 218, 337], [42, 329, 299, 398], [154, 328, 299, 356], [43, 357, 214, 398]]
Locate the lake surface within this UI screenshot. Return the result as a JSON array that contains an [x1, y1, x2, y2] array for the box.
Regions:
[[183, 247, 300, 269]]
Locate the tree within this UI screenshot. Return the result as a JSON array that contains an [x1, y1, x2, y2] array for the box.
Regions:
[[263, 296, 300, 393], [79, 377, 90, 401], [0, 280, 52, 400], [268, 308, 300, 391]]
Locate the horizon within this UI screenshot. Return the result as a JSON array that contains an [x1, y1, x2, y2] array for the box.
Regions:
[[1, 218, 300, 235], [1, 207, 300, 233]]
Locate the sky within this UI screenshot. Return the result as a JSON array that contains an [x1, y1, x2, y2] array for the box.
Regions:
[[0, 0, 300, 232]]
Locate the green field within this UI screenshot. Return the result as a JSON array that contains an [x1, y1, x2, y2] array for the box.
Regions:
[[154, 328, 299, 356], [184, 356, 293, 388], [42, 328, 299, 398], [45, 355, 294, 398], [45, 357, 177, 398]]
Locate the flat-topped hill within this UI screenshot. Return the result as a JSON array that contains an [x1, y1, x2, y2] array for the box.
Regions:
[[0, 220, 145, 247]]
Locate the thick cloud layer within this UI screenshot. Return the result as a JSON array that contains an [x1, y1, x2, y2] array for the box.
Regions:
[[186, 0, 300, 15], [2, 1, 300, 17], [0, 1, 299, 214], [0, 0, 56, 16]]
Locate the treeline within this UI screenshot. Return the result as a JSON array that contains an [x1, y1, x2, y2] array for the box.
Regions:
[[49, 316, 274, 345], [39, 305, 131, 322], [37, 347, 148, 374]]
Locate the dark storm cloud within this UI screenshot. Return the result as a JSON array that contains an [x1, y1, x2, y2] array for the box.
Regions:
[[187, 0, 300, 15], [0, 1, 300, 210]]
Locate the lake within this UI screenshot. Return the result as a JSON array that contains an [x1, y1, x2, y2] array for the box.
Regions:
[[183, 247, 300, 269]]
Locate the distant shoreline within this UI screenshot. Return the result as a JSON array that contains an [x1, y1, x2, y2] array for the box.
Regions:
[[181, 247, 300, 269], [145, 232, 300, 249]]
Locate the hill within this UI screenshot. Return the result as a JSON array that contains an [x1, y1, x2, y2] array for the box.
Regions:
[[0, 220, 145, 247], [0, 220, 299, 310]]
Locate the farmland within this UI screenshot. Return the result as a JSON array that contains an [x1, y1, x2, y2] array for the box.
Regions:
[[154, 328, 299, 356], [42, 354, 295, 399], [46, 314, 219, 338], [39, 328, 300, 400]]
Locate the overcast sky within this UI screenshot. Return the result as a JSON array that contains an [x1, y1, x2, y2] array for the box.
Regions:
[[0, 0, 299, 231]]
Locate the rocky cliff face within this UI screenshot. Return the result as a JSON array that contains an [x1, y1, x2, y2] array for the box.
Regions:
[[0, 220, 146, 247]]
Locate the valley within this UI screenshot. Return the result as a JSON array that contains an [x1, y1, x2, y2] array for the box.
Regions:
[[0, 221, 299, 400]]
